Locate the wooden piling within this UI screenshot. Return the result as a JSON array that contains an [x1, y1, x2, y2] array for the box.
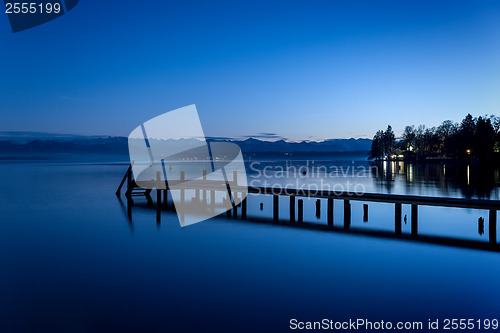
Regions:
[[202, 170, 207, 205], [127, 194, 132, 218], [363, 204, 368, 222], [273, 195, 279, 222], [344, 200, 351, 229], [116, 164, 133, 197], [180, 171, 185, 208], [125, 167, 132, 198], [489, 209, 497, 244], [395, 203, 402, 235], [315, 199, 321, 219], [290, 196, 295, 223], [163, 190, 168, 209], [298, 199, 303, 223], [327, 198, 333, 228], [156, 171, 161, 223], [233, 193, 238, 218], [210, 190, 215, 213], [226, 195, 231, 217], [411, 204, 418, 236], [180, 171, 185, 223], [242, 197, 247, 219]]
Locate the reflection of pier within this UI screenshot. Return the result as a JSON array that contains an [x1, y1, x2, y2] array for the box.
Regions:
[[116, 166, 500, 252]]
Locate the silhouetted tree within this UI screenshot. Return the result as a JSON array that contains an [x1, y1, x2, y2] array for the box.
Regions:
[[436, 120, 458, 156], [458, 113, 476, 156], [370, 130, 384, 160], [383, 125, 395, 156], [370, 126, 395, 159], [402, 125, 416, 150], [371, 113, 500, 161], [474, 116, 495, 158]]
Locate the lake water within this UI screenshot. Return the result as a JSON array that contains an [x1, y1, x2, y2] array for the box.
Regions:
[[0, 156, 499, 332]]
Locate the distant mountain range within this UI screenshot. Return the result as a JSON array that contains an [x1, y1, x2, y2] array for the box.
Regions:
[[0, 132, 371, 158]]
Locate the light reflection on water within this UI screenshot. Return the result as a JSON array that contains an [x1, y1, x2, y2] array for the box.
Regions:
[[243, 158, 500, 243]]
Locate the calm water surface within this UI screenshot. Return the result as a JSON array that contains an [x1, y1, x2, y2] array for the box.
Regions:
[[0, 157, 499, 332]]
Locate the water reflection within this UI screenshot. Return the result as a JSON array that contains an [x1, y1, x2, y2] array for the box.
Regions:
[[371, 161, 500, 199]]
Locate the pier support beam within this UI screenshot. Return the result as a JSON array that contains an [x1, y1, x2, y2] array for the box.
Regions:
[[125, 167, 132, 198], [489, 209, 497, 244], [273, 195, 279, 222], [395, 203, 402, 235], [163, 190, 168, 209], [180, 171, 185, 222], [126, 167, 133, 218], [290, 196, 295, 223], [327, 198, 334, 228], [315, 199, 321, 219], [411, 204, 418, 236], [232, 193, 238, 218], [156, 171, 161, 224], [298, 199, 303, 223], [202, 170, 207, 205], [210, 190, 215, 213], [344, 200, 351, 229], [226, 194, 231, 218], [363, 204, 368, 222], [242, 197, 247, 220]]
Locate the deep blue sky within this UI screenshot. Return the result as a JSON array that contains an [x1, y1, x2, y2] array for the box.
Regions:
[[1, 0, 500, 140]]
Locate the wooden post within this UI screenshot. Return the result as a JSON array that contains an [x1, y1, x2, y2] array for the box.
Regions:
[[210, 190, 215, 213], [202, 170, 207, 205], [232, 193, 238, 218], [125, 168, 134, 219], [242, 197, 247, 219], [163, 190, 168, 209], [180, 171, 185, 207], [273, 195, 279, 222], [298, 199, 303, 223], [125, 167, 132, 198], [116, 164, 133, 197], [180, 171, 185, 223], [226, 194, 231, 217], [127, 194, 132, 219], [363, 204, 368, 222], [156, 171, 161, 224], [290, 196, 295, 223], [395, 203, 402, 235], [344, 200, 351, 229], [489, 209, 497, 244], [327, 198, 333, 228], [315, 199, 321, 219], [233, 170, 237, 185], [411, 204, 418, 236]]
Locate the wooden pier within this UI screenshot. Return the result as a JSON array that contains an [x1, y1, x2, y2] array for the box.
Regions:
[[116, 166, 500, 251]]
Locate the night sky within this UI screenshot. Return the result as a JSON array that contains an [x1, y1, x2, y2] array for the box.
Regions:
[[1, 0, 500, 140]]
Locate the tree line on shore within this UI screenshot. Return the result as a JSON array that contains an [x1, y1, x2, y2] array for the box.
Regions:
[[370, 114, 500, 160]]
